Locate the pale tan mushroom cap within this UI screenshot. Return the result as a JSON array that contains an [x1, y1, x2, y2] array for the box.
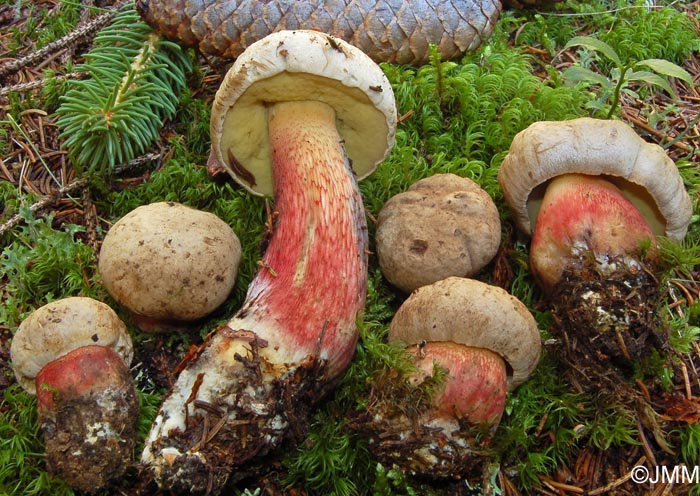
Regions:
[[99, 202, 241, 322], [498, 118, 692, 240], [376, 173, 501, 293], [210, 29, 397, 197], [10, 297, 133, 394], [389, 277, 541, 390]]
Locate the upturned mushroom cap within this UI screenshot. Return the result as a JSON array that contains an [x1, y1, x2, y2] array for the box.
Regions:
[[99, 202, 241, 324], [10, 297, 133, 394], [376, 173, 501, 293], [389, 277, 541, 390], [498, 118, 692, 240], [210, 29, 397, 196]]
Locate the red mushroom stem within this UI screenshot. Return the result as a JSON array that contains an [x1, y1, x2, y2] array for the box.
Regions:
[[408, 342, 507, 425], [142, 100, 368, 494], [531, 173, 656, 293], [36, 345, 139, 494], [356, 341, 507, 478], [529, 173, 668, 370]]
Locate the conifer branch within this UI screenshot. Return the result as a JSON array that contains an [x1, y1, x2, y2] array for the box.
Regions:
[[55, 3, 192, 177]]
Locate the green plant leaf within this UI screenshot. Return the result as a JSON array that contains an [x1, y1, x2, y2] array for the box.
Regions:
[[565, 35, 622, 67], [635, 58, 694, 85], [563, 66, 612, 88], [626, 70, 676, 97]]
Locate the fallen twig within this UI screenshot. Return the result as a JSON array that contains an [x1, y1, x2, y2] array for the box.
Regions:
[[0, 72, 86, 98], [0, 8, 116, 81], [0, 178, 87, 237]]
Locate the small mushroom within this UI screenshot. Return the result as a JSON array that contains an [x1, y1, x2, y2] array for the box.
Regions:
[[10, 297, 138, 494], [11, 297, 133, 394], [498, 118, 693, 369], [376, 173, 501, 293], [142, 30, 397, 494], [358, 277, 541, 478], [99, 201, 241, 331], [498, 118, 692, 292]]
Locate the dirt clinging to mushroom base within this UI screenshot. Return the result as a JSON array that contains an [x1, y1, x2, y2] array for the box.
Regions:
[[349, 367, 496, 480], [548, 255, 669, 385], [40, 381, 139, 494], [146, 331, 330, 494]]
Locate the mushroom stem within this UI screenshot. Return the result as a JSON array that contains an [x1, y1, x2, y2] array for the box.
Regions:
[[530, 173, 666, 370], [409, 342, 507, 425], [531, 173, 656, 293], [35, 345, 139, 494], [142, 100, 368, 494], [355, 342, 508, 478]]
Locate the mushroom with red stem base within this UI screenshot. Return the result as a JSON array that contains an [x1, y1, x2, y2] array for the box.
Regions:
[[10, 297, 138, 494], [350, 277, 541, 479], [141, 30, 397, 494], [498, 118, 692, 379]]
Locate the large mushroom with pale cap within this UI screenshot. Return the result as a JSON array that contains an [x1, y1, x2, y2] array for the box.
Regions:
[[498, 117, 693, 369], [10, 297, 138, 494], [355, 277, 541, 478], [141, 30, 397, 494]]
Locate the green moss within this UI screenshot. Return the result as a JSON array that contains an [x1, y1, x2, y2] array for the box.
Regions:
[[0, 208, 100, 329], [497, 356, 587, 489], [2, 1, 699, 494], [283, 413, 373, 496], [363, 42, 589, 216], [600, 4, 699, 66], [0, 386, 73, 496]]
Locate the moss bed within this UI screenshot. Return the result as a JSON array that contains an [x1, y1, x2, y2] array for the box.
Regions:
[[1, 1, 699, 495]]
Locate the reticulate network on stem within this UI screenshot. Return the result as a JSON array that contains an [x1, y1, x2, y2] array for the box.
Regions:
[[141, 30, 397, 494]]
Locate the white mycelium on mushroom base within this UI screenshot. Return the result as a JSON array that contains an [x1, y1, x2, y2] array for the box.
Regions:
[[499, 118, 693, 372], [142, 31, 396, 494]]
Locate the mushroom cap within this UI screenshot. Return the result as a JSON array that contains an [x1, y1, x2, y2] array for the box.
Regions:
[[498, 118, 692, 240], [10, 297, 133, 394], [210, 29, 397, 197], [376, 173, 501, 293], [99, 202, 241, 323], [389, 277, 541, 390]]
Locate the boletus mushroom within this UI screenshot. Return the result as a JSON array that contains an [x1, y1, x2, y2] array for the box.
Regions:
[[376, 173, 501, 292], [99, 201, 241, 332], [498, 118, 692, 368], [141, 30, 397, 494], [10, 297, 138, 494], [356, 277, 541, 478]]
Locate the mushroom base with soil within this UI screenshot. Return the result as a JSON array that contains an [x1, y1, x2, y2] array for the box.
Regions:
[[530, 173, 670, 376], [549, 260, 670, 382], [141, 334, 328, 493], [350, 341, 506, 479], [36, 345, 139, 494]]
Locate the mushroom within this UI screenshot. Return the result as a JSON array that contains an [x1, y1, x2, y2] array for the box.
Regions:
[[357, 277, 541, 478], [98, 201, 241, 332], [498, 118, 692, 292], [141, 30, 397, 494], [498, 117, 693, 368], [376, 173, 501, 293], [10, 297, 138, 494]]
